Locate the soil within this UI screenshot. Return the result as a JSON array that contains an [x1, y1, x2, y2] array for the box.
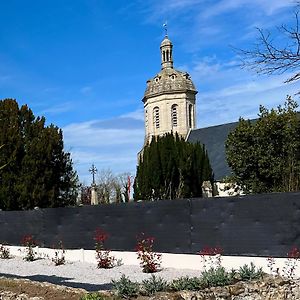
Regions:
[[0, 276, 88, 300]]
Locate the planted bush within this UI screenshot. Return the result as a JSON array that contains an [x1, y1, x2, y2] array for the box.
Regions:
[[0, 244, 11, 259], [198, 246, 223, 270], [201, 266, 234, 288], [21, 235, 38, 261], [238, 262, 263, 281], [141, 275, 168, 295], [112, 274, 139, 299], [94, 228, 116, 269], [52, 241, 66, 266], [169, 276, 203, 291], [136, 233, 162, 273]]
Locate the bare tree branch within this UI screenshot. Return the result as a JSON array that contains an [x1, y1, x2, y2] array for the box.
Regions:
[[235, 9, 300, 85]]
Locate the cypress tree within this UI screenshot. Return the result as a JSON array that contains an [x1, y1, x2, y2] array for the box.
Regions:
[[134, 133, 214, 201]]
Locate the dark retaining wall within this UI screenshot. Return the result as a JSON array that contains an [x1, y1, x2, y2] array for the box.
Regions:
[[0, 192, 300, 257]]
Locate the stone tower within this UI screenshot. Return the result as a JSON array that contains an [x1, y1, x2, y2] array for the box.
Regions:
[[142, 35, 197, 143]]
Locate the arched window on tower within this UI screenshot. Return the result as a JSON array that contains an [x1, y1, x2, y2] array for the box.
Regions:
[[153, 107, 160, 129], [145, 109, 148, 129], [171, 104, 178, 128], [188, 104, 193, 128]]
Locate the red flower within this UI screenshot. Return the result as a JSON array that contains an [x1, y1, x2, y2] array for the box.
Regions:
[[198, 246, 223, 256], [94, 228, 108, 243], [21, 235, 37, 247], [288, 246, 300, 259]]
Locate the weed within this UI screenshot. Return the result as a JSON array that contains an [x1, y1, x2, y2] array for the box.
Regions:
[[112, 274, 139, 299]]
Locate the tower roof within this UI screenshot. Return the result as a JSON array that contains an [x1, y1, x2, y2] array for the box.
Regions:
[[143, 35, 197, 102], [160, 35, 172, 47], [143, 68, 197, 102]]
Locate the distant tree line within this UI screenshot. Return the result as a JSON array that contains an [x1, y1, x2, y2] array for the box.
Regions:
[[134, 133, 214, 201], [0, 99, 78, 210]]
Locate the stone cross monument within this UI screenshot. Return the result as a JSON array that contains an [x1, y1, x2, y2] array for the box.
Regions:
[[89, 164, 98, 205]]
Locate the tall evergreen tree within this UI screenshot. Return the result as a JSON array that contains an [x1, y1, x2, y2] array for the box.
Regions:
[[226, 96, 300, 193], [0, 99, 78, 210], [134, 133, 214, 201]]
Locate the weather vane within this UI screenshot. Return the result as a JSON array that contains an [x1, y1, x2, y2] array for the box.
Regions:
[[89, 164, 97, 185], [163, 21, 168, 36]]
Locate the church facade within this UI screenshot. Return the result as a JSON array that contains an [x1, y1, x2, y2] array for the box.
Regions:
[[142, 35, 197, 143]]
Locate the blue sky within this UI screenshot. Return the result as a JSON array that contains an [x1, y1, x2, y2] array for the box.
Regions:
[[1, 0, 299, 184]]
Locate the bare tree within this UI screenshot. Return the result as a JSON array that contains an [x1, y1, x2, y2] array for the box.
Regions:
[[236, 5, 300, 84], [96, 169, 132, 203]]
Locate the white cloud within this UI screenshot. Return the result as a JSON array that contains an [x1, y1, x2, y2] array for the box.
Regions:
[[39, 102, 72, 115], [63, 115, 144, 184], [120, 108, 144, 121]]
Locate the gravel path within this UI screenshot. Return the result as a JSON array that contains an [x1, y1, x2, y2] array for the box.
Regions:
[[0, 257, 201, 292]]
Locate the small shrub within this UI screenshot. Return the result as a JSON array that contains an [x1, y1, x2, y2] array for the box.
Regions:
[[52, 241, 66, 266], [282, 246, 300, 279], [238, 262, 263, 281], [169, 276, 203, 291], [21, 235, 38, 261], [201, 266, 234, 287], [0, 244, 11, 259], [94, 228, 116, 269], [267, 256, 278, 275], [136, 233, 162, 273], [141, 275, 168, 295], [112, 274, 139, 299], [198, 246, 223, 270]]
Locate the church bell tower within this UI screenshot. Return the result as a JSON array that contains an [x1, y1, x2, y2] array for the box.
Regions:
[[142, 34, 197, 143]]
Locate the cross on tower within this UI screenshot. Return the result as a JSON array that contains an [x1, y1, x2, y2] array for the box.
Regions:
[[89, 164, 97, 185], [163, 21, 168, 36]]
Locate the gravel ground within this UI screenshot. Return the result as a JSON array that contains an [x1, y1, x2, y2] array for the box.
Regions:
[[0, 256, 201, 292]]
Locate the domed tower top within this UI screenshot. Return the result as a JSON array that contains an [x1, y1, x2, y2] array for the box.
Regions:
[[141, 31, 198, 143], [160, 35, 173, 69]]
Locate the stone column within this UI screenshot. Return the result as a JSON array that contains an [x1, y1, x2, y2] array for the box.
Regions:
[[91, 184, 98, 205], [202, 181, 213, 198]]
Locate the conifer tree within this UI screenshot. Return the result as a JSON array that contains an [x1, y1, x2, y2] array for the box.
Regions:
[[134, 133, 214, 200], [0, 99, 78, 210]]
